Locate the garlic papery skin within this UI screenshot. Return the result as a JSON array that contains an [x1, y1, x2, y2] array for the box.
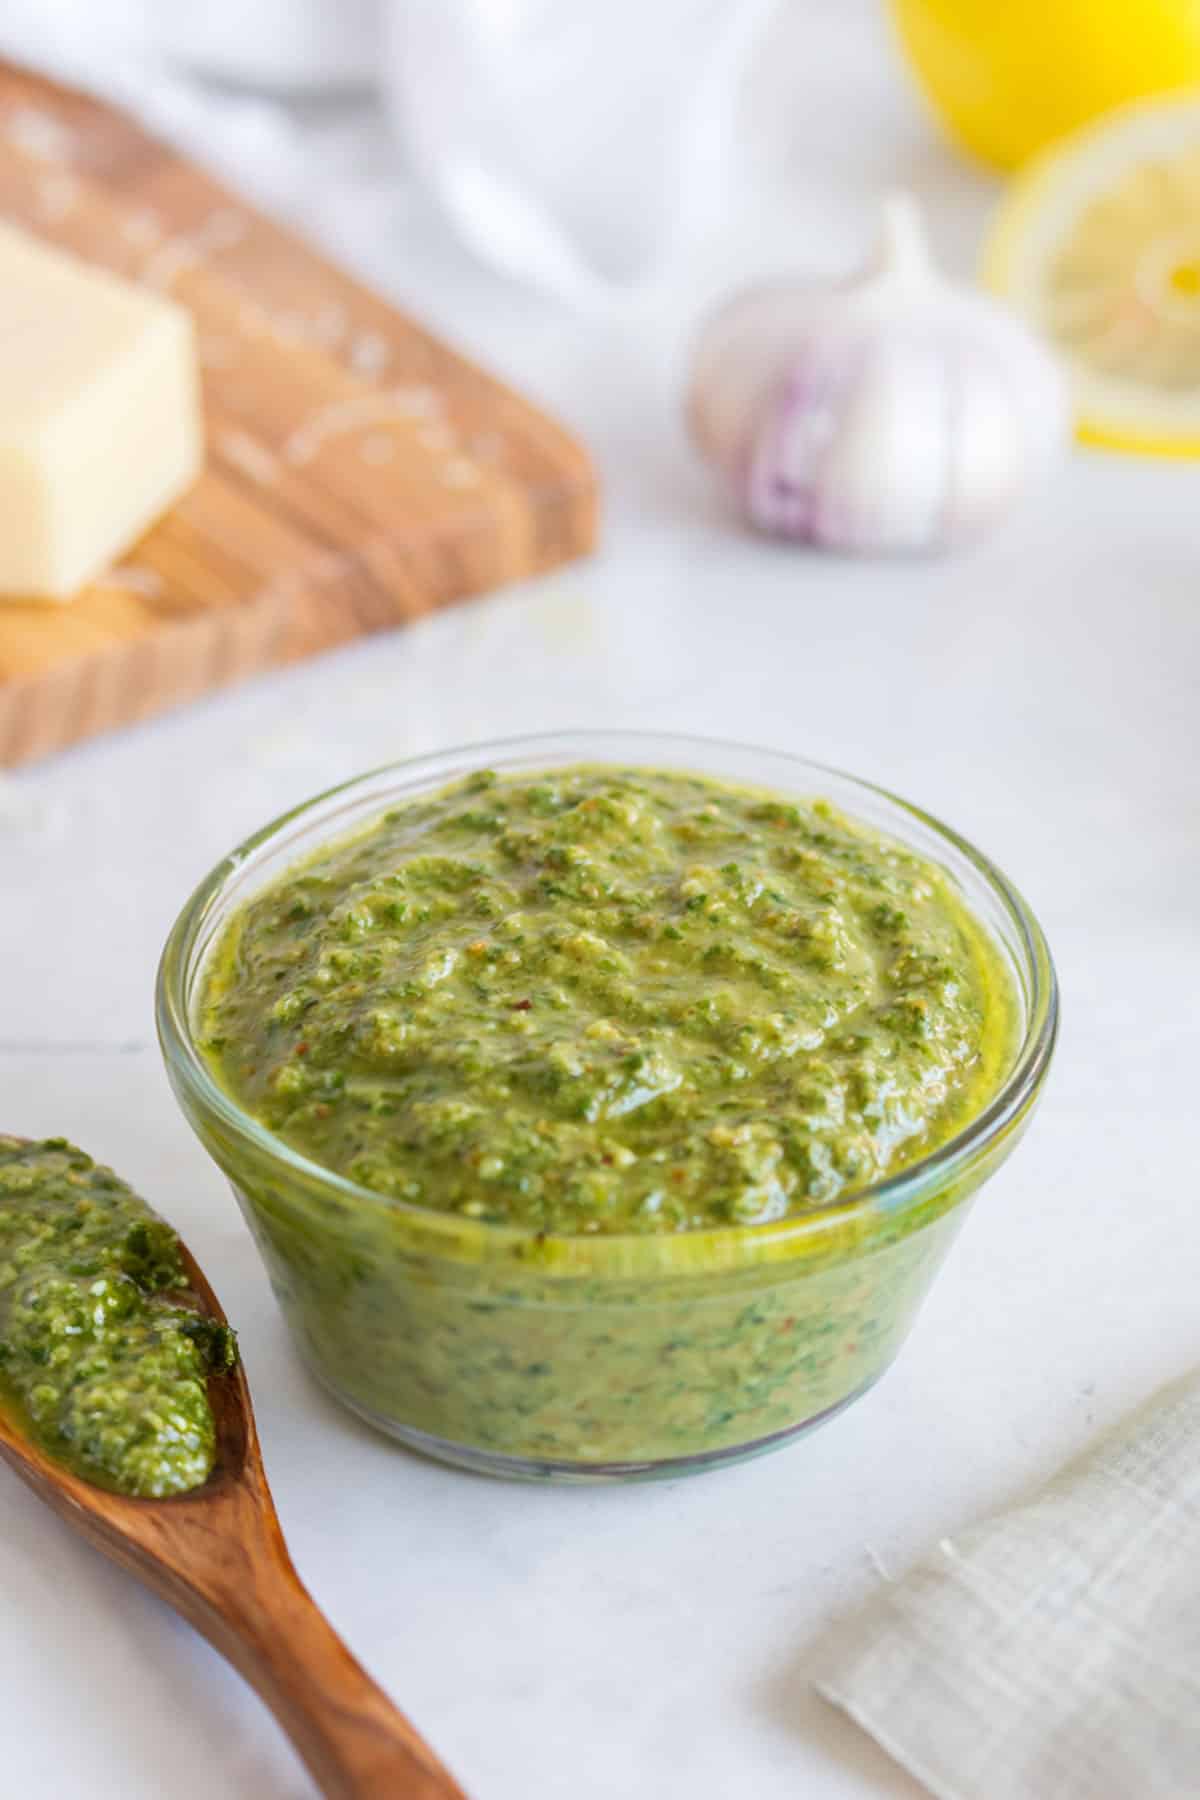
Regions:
[[687, 195, 1069, 553]]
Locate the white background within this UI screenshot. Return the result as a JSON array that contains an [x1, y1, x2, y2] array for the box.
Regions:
[[2, 6, 1198, 1797]]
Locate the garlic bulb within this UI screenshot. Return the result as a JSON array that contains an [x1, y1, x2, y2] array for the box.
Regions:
[[686, 195, 1068, 553]]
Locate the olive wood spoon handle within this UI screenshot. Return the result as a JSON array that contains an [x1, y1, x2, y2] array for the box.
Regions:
[[0, 1241, 468, 1800]]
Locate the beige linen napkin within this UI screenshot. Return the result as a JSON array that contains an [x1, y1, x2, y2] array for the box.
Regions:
[[815, 1369, 1200, 1800]]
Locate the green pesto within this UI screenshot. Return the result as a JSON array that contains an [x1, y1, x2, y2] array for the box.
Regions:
[[200, 766, 1011, 1237], [0, 1137, 236, 1496]]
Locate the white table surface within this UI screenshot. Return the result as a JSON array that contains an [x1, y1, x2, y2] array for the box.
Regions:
[[3, 8, 1198, 1797]]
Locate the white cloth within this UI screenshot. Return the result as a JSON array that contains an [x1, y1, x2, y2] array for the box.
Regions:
[[0, 0, 776, 306], [385, 0, 776, 307], [815, 1369, 1200, 1800]]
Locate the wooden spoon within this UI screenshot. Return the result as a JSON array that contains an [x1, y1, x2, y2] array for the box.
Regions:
[[0, 1233, 469, 1800]]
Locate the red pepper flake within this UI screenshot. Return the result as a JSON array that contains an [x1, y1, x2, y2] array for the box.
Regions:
[[294, 1041, 309, 1056], [511, 999, 532, 1011]]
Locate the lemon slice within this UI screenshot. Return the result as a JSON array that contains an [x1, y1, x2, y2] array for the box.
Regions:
[[984, 90, 1200, 455]]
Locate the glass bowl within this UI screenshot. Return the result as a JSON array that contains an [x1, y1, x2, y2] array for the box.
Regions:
[[157, 731, 1057, 1481]]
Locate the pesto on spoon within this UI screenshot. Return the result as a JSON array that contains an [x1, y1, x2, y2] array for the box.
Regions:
[[0, 1135, 235, 1497], [0, 1136, 467, 1796]]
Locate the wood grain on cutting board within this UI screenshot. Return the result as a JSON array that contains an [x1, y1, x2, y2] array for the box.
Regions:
[[0, 60, 598, 767]]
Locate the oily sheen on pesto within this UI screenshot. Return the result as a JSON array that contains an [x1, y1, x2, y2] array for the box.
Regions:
[[200, 766, 1003, 1235]]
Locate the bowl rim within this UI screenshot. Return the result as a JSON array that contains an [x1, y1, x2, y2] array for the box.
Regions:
[[156, 728, 1059, 1265]]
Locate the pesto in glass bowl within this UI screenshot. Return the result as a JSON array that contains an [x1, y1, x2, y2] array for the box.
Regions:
[[158, 733, 1056, 1480]]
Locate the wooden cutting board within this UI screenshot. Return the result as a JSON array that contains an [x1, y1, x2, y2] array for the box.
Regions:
[[0, 60, 598, 768]]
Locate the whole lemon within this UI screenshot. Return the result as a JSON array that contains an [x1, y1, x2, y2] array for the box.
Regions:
[[889, 0, 1200, 167]]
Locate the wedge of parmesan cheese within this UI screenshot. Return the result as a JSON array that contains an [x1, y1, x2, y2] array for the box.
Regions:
[[0, 222, 202, 600]]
